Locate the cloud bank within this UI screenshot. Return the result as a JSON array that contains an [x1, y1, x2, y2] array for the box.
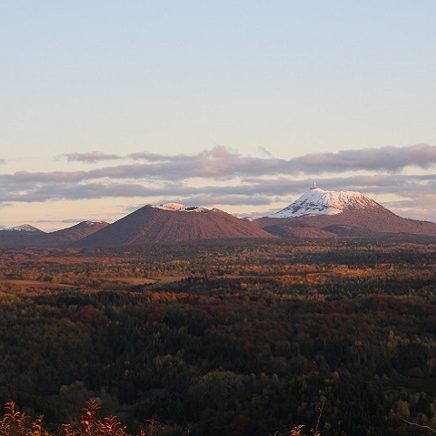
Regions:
[[56, 144, 436, 177], [2, 144, 436, 220]]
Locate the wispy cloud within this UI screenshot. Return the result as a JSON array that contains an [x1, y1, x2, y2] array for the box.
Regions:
[[58, 152, 123, 163], [34, 218, 99, 224]]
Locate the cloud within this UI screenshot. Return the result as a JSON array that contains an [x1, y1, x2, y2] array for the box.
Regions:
[[1, 144, 436, 220], [176, 194, 274, 207], [34, 218, 93, 224], [124, 146, 284, 179], [290, 144, 436, 173], [0, 148, 286, 184], [49, 144, 436, 182], [1, 172, 435, 206], [383, 194, 436, 221], [59, 151, 123, 163], [0, 182, 169, 202]]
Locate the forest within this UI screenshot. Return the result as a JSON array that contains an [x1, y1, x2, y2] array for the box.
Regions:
[[0, 239, 435, 435]]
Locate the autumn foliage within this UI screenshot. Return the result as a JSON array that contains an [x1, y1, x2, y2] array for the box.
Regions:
[[0, 401, 319, 436], [0, 240, 435, 435], [0, 400, 148, 436]]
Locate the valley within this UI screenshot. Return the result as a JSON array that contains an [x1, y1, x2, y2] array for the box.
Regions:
[[0, 239, 435, 435]]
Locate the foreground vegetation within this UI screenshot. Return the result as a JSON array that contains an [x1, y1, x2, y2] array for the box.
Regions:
[[0, 400, 322, 435], [0, 239, 435, 435]]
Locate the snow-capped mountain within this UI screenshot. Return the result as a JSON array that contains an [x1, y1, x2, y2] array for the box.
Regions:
[[5, 224, 42, 232], [259, 186, 436, 237], [270, 187, 381, 218], [0, 224, 46, 248]]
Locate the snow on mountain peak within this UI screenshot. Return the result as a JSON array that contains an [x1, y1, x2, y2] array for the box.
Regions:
[[6, 224, 40, 232], [152, 203, 209, 212], [270, 188, 380, 218], [82, 220, 107, 226], [156, 202, 188, 211]]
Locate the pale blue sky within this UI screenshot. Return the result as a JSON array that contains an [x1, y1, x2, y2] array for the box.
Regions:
[[1, 1, 436, 228]]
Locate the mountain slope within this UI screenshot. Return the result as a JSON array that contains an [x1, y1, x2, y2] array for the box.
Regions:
[[46, 221, 109, 244], [262, 223, 336, 239], [80, 204, 273, 247], [260, 188, 436, 237]]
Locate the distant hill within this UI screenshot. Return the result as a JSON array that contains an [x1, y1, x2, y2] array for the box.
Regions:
[[79, 203, 273, 247], [45, 221, 109, 245], [0, 221, 109, 248], [0, 224, 46, 248]]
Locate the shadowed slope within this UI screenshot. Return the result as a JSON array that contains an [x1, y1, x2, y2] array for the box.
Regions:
[[259, 208, 436, 237], [46, 221, 109, 244]]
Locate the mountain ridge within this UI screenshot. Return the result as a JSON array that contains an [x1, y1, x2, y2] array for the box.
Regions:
[[1, 190, 436, 247]]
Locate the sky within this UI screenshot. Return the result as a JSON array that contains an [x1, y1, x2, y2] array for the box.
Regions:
[[1, 1, 436, 230]]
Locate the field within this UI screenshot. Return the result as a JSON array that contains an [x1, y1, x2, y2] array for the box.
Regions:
[[0, 239, 435, 435]]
